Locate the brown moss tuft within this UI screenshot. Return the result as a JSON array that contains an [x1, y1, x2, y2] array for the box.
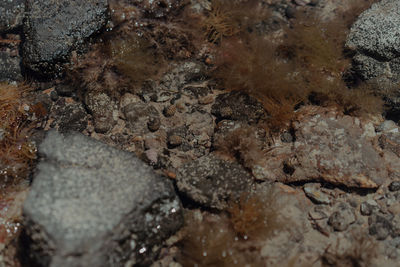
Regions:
[[0, 83, 37, 186]]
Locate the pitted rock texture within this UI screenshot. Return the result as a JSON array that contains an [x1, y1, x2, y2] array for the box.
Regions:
[[176, 153, 254, 210], [22, 131, 183, 267], [253, 107, 400, 188], [0, 0, 25, 33], [23, 0, 109, 76]]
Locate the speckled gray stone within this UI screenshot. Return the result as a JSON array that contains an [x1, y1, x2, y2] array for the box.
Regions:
[[22, 0, 109, 76], [23, 130, 183, 267]]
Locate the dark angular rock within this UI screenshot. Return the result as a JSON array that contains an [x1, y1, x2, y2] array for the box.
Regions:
[[176, 153, 253, 210], [389, 181, 400, 192], [22, 0, 109, 76], [211, 91, 267, 124], [0, 0, 25, 33], [53, 101, 89, 132], [0, 51, 23, 82], [22, 131, 183, 266]]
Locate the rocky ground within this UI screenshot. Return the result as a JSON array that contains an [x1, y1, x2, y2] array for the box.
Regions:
[[1, 0, 400, 266]]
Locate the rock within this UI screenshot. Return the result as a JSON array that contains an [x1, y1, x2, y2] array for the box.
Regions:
[[123, 102, 160, 135], [23, 0, 109, 76], [130, 0, 187, 18], [147, 117, 161, 132], [345, 0, 400, 120], [389, 182, 400, 192], [0, 51, 23, 82], [55, 84, 74, 97], [303, 183, 331, 205], [328, 203, 356, 232], [52, 101, 89, 132], [176, 153, 253, 210], [360, 201, 378, 216], [0, 0, 25, 33], [211, 91, 267, 124], [346, 0, 400, 62], [22, 131, 183, 266], [369, 214, 393, 240], [253, 107, 391, 188], [85, 92, 116, 134]]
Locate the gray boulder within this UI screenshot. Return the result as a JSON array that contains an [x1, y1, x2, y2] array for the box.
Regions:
[[345, 0, 400, 121], [22, 131, 183, 266], [0, 0, 25, 33], [23, 0, 109, 76]]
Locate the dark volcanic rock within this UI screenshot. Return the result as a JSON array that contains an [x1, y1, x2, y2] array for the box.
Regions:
[[0, 0, 25, 33], [23, 0, 109, 76], [22, 131, 183, 266], [0, 51, 23, 82], [176, 153, 253, 210]]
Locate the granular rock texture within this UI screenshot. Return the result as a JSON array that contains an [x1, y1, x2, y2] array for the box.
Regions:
[[22, 131, 183, 266], [0, 0, 25, 33], [253, 106, 400, 188], [176, 153, 254, 210], [23, 0, 109, 76]]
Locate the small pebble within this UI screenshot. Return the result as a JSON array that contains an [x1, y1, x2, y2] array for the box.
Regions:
[[389, 181, 400, 192], [360, 201, 375, 216], [147, 117, 161, 132], [50, 90, 59, 101], [163, 105, 176, 117]]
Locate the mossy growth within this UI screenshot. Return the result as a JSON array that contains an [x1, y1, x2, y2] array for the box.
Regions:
[[208, 0, 382, 133], [177, 189, 288, 266], [0, 83, 37, 187]]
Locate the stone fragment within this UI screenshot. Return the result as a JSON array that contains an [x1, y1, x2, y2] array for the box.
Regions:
[[23, 131, 183, 266], [23, 0, 109, 76], [328, 204, 356, 232], [303, 183, 331, 205], [176, 153, 253, 210], [369, 214, 393, 240], [389, 181, 400, 192], [85, 92, 116, 134], [360, 201, 378, 216], [52, 101, 89, 132]]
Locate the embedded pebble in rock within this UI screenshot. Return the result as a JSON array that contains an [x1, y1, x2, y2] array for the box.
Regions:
[[0, 0, 25, 32], [253, 107, 393, 188], [147, 117, 161, 132], [303, 183, 331, 205], [328, 203, 356, 232], [176, 153, 253, 210], [22, 131, 183, 266], [167, 134, 183, 148], [23, 0, 109, 76]]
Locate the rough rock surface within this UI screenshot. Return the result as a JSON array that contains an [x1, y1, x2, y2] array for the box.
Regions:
[[0, 51, 22, 82], [23, 0, 109, 76], [345, 0, 400, 120], [252, 106, 400, 188], [22, 131, 183, 266], [176, 153, 254, 210], [0, 0, 25, 33]]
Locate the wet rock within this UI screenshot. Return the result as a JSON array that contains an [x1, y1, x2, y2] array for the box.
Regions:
[[0, 0, 25, 33], [23, 0, 109, 76], [85, 92, 116, 134], [389, 181, 400, 192], [303, 183, 331, 205], [211, 91, 267, 124], [176, 153, 253, 210], [23, 131, 183, 266], [328, 203, 356, 232], [253, 107, 390, 188], [0, 51, 23, 82], [52, 101, 89, 132], [369, 214, 393, 240]]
